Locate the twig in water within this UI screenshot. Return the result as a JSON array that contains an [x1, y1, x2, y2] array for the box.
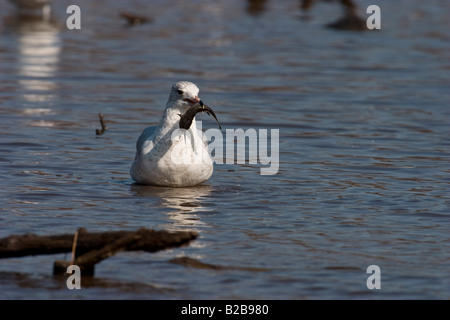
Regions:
[[70, 230, 79, 265], [95, 113, 108, 135]]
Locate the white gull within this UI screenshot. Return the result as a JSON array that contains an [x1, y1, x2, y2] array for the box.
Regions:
[[130, 81, 216, 187]]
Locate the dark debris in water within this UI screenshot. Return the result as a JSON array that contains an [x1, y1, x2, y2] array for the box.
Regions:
[[95, 113, 108, 135], [0, 270, 174, 294], [326, 13, 367, 31], [120, 12, 152, 26], [301, 0, 368, 31], [169, 256, 270, 272]]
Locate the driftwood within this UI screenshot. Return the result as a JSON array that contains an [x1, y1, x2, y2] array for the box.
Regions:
[[0, 228, 198, 276]]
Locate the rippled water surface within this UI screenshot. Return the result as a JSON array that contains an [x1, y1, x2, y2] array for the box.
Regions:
[[0, 0, 449, 299]]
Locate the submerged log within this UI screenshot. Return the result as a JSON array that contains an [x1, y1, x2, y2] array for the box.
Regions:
[[169, 256, 270, 272], [0, 228, 198, 276], [0, 228, 198, 259]]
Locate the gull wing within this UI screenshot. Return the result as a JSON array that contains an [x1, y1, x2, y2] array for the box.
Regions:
[[135, 125, 157, 159]]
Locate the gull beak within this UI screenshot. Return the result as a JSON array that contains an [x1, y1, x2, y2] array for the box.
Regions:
[[184, 96, 202, 106]]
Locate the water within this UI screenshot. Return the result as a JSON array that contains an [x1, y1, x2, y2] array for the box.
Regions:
[[0, 0, 449, 299]]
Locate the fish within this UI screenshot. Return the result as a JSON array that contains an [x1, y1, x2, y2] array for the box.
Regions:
[[179, 100, 221, 130]]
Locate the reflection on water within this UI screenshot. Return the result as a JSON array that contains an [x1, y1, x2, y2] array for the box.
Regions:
[[0, 0, 448, 299], [3, 14, 61, 104], [14, 18, 60, 103], [130, 184, 213, 231]]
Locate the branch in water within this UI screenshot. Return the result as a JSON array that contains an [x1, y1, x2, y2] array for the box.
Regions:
[[96, 113, 108, 135]]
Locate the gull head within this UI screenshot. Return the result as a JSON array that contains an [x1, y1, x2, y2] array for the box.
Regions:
[[168, 81, 202, 110]]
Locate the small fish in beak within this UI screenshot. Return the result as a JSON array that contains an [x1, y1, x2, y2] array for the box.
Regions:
[[179, 100, 221, 130]]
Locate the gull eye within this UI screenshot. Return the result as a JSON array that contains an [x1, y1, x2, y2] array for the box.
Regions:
[[177, 90, 183, 95]]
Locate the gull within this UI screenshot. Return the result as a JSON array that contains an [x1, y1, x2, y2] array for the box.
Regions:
[[130, 81, 221, 187]]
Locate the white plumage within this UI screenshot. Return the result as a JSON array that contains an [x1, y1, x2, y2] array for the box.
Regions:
[[130, 81, 214, 187]]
